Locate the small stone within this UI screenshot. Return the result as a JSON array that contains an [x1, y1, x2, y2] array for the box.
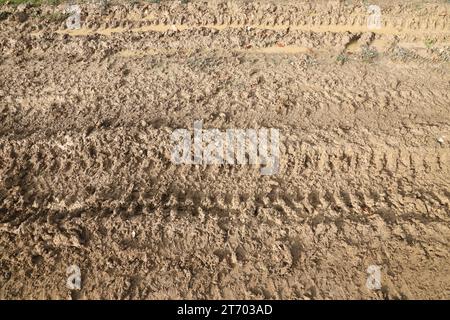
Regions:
[[17, 3, 30, 12], [437, 136, 444, 144], [15, 12, 28, 23]]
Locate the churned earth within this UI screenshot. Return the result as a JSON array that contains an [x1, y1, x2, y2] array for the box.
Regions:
[[0, 0, 449, 299]]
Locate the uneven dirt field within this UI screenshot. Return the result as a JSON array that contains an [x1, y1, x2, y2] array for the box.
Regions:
[[0, 0, 449, 299]]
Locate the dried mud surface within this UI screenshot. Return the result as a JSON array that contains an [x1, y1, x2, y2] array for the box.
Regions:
[[0, 0, 449, 299]]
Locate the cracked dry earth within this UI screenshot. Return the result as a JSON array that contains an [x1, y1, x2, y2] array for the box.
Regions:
[[0, 0, 449, 299]]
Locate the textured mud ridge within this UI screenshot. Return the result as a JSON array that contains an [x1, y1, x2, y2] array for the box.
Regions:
[[0, 1, 449, 299]]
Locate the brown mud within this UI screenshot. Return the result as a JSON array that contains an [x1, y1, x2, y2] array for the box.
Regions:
[[0, 0, 449, 299]]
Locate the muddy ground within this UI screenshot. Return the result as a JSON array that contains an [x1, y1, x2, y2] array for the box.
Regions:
[[0, 0, 449, 299]]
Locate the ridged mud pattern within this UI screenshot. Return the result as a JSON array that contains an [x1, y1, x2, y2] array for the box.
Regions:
[[48, 2, 450, 35], [1, 1, 449, 39], [0, 1, 449, 300]]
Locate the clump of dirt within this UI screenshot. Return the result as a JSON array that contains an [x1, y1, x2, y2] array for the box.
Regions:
[[0, 0, 449, 300]]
